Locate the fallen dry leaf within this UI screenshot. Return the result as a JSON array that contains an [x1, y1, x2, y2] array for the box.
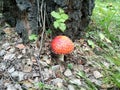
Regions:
[[20, 80, 34, 88], [3, 27, 13, 35], [23, 65, 32, 73], [23, 59, 33, 72], [16, 44, 26, 49], [31, 56, 37, 64], [79, 39, 85, 45]]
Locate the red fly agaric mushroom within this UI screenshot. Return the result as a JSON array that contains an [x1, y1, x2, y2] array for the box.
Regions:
[[51, 35, 74, 61]]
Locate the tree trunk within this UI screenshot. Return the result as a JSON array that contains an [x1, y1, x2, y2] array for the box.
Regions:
[[2, 0, 95, 43]]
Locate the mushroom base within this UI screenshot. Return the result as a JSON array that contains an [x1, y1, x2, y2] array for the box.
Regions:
[[58, 54, 64, 62]]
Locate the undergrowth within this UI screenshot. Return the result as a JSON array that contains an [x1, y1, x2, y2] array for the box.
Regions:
[[86, 0, 120, 89]]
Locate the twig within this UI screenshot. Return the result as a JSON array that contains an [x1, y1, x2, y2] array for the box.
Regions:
[[39, 3, 46, 56], [39, 2, 46, 83], [6, 70, 16, 83], [37, 0, 41, 27], [35, 56, 44, 83], [35, 0, 46, 83], [40, 0, 44, 25]]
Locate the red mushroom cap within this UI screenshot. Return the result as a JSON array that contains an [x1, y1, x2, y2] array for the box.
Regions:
[[51, 35, 74, 54]]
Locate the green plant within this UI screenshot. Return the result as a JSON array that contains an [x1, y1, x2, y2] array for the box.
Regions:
[[87, 40, 95, 49], [102, 53, 120, 88], [37, 82, 45, 89], [46, 29, 52, 36], [99, 33, 111, 43], [67, 63, 73, 70], [51, 8, 69, 32], [36, 82, 61, 90], [85, 0, 120, 89], [103, 70, 120, 88], [92, 0, 118, 41], [29, 34, 38, 41], [86, 31, 107, 48], [77, 71, 97, 90]]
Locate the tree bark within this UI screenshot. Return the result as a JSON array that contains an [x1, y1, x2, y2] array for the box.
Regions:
[[2, 0, 95, 43], [2, 0, 39, 43]]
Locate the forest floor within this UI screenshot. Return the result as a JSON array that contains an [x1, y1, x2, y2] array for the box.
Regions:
[[0, 0, 120, 90], [0, 26, 111, 90]]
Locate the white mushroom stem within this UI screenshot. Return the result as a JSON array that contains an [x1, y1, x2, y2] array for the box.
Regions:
[[59, 54, 64, 62]]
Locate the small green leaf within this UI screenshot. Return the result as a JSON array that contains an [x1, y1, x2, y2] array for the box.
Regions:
[[46, 29, 52, 35], [59, 8, 64, 14], [33, 36, 37, 40], [77, 71, 85, 78], [87, 40, 95, 48], [38, 82, 45, 89], [59, 23, 66, 32], [58, 18, 66, 22], [61, 14, 69, 20], [29, 34, 37, 41], [53, 21, 59, 28], [51, 11, 61, 19], [99, 33, 105, 40], [99, 33, 111, 43], [105, 38, 111, 43], [67, 63, 73, 70]]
